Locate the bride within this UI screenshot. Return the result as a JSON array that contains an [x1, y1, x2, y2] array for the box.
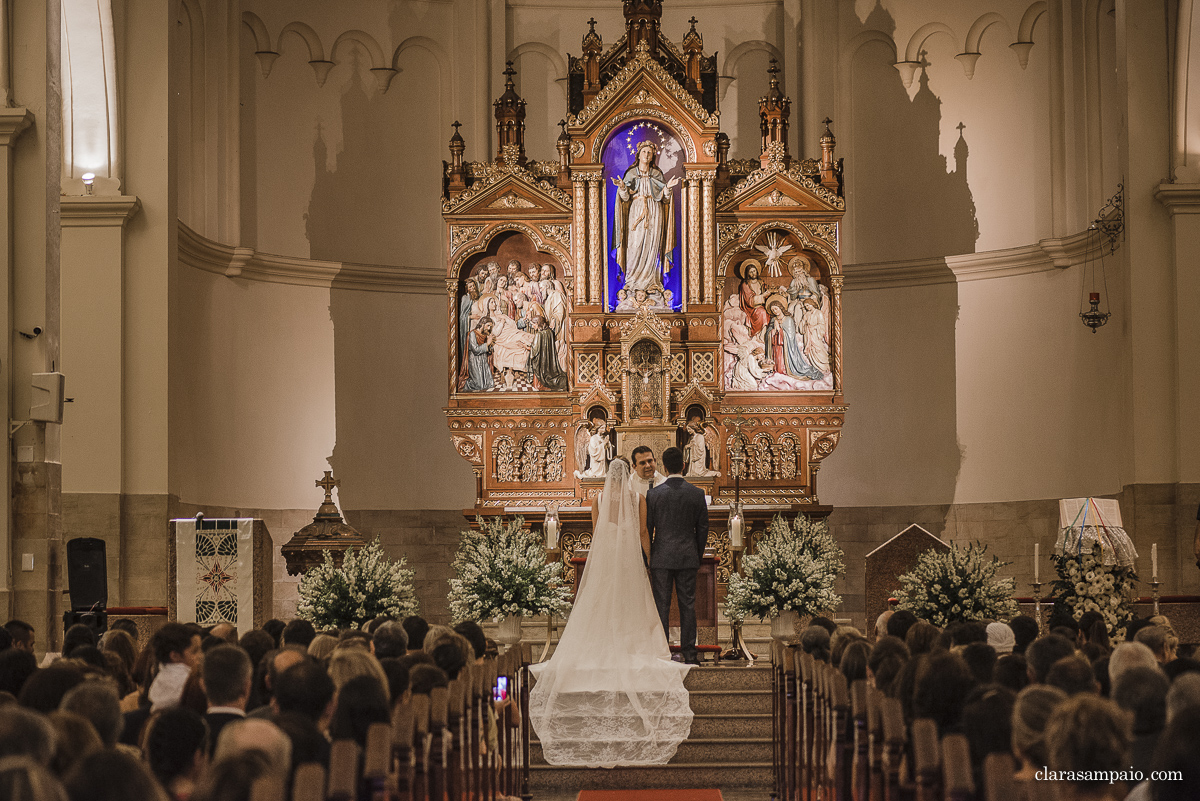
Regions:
[[529, 458, 694, 768]]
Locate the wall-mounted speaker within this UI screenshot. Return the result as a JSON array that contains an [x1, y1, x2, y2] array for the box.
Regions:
[[31, 372, 65, 423]]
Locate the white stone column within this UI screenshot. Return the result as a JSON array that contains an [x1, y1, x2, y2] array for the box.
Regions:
[[1156, 183, 1200, 481]]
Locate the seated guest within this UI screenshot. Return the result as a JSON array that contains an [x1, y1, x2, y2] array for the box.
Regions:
[[378, 659, 410, 707], [47, 710, 103, 777], [839, 640, 870, 684], [144, 707, 209, 801], [830, 626, 866, 666], [280, 619, 316, 650], [1044, 695, 1130, 801], [247, 647, 307, 719], [1127, 707, 1200, 801], [59, 681, 124, 750], [1007, 615, 1039, 655], [402, 616, 430, 654], [201, 645, 252, 751], [236, 630, 273, 677], [993, 654, 1029, 693], [0, 649, 38, 697], [63, 747, 169, 801], [1163, 656, 1200, 680], [409, 664, 448, 696], [273, 710, 330, 771], [191, 749, 271, 801], [328, 675, 390, 749], [913, 652, 976, 735], [809, 616, 838, 635], [1045, 655, 1100, 696], [19, 664, 84, 714], [1010, 684, 1066, 780], [306, 634, 337, 662], [986, 622, 1016, 655], [1112, 666, 1168, 774], [886, 610, 918, 641], [0, 705, 56, 764], [4, 620, 36, 654], [213, 718, 291, 780], [208, 624, 237, 645], [431, 642, 467, 681], [107, 619, 139, 643], [328, 649, 390, 702], [261, 620, 286, 649], [961, 642, 998, 684], [1108, 642, 1161, 687], [148, 623, 203, 712], [1166, 673, 1200, 722], [904, 621, 940, 656], [961, 685, 1016, 789], [452, 622, 486, 663], [874, 610, 893, 640], [1025, 634, 1075, 684], [799, 626, 831, 663], [61, 625, 97, 659], [272, 662, 335, 731], [372, 622, 409, 660], [1135, 625, 1178, 665], [1076, 611, 1104, 647]]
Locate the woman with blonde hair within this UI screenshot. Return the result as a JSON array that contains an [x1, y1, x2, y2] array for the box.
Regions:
[[1133, 624, 1178, 664], [1011, 684, 1066, 780], [306, 634, 337, 662], [328, 648, 390, 703]]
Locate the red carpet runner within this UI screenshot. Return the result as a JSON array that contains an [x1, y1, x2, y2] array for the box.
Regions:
[[576, 791, 723, 801]]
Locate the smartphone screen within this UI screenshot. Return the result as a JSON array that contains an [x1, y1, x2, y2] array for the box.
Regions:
[[493, 676, 509, 702]]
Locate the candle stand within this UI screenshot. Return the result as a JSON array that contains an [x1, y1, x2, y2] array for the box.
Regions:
[[1150, 580, 1162, 617], [1029, 581, 1044, 633]]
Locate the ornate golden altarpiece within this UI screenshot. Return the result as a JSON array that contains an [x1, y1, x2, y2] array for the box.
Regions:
[[443, 0, 846, 587]]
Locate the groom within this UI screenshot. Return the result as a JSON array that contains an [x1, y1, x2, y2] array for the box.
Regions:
[[646, 446, 710, 665]]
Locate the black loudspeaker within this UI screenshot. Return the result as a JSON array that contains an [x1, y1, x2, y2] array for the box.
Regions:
[[66, 537, 107, 612]]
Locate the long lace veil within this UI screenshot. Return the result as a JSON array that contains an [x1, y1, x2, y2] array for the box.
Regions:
[[528, 458, 693, 767]]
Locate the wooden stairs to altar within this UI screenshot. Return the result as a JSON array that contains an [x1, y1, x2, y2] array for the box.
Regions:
[[528, 664, 774, 792]]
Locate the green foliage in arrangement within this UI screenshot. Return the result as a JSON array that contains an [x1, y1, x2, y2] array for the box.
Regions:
[[296, 540, 419, 630], [724, 513, 845, 623], [448, 516, 574, 622]]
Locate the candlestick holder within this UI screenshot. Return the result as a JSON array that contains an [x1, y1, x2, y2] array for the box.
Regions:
[[1150, 580, 1162, 617], [1029, 581, 1044, 633], [722, 545, 757, 664]]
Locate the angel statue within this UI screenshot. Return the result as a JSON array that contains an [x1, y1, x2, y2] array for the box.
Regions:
[[678, 413, 720, 477], [612, 140, 678, 292], [755, 231, 793, 278], [573, 418, 615, 479]]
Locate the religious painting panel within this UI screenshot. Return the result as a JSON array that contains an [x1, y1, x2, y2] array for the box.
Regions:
[[721, 229, 833, 392], [456, 231, 571, 393], [603, 121, 685, 312]]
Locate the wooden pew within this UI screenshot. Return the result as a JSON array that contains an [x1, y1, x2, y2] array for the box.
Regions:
[[250, 775, 285, 801], [851, 679, 869, 801], [910, 718, 940, 801], [941, 733, 974, 801], [783, 644, 798, 801], [412, 693, 431, 801], [363, 722, 394, 801], [392, 699, 415, 800], [981, 753, 1018, 801], [446, 677, 465, 801], [866, 685, 884, 801], [292, 763, 327, 801], [879, 698, 905, 801], [429, 686, 450, 801], [796, 649, 814, 801], [829, 669, 850, 801], [328, 739, 361, 801]]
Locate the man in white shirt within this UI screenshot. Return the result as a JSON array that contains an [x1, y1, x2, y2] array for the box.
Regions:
[[631, 445, 667, 496]]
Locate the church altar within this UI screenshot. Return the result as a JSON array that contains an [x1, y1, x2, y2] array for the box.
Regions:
[[443, 0, 847, 587]]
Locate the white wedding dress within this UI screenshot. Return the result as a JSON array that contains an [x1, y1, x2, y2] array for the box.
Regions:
[[529, 460, 694, 767]]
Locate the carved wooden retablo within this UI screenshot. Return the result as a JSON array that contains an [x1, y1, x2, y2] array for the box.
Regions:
[[443, 1, 847, 524]]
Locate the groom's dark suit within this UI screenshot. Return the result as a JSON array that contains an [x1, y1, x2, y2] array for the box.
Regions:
[[646, 475, 709, 663]]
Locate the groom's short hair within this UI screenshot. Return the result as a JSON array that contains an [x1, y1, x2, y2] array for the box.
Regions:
[[631, 445, 654, 464], [662, 447, 684, 475]]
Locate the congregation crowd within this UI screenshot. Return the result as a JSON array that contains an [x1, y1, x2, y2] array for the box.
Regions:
[[804, 608, 1200, 801], [0, 613, 494, 800]]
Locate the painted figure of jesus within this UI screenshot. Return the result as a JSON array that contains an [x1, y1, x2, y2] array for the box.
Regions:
[[612, 140, 678, 292]]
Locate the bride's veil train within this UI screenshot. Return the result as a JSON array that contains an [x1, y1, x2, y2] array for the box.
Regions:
[[528, 459, 694, 768]]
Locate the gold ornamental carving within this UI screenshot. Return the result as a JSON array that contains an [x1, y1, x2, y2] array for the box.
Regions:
[[589, 108, 698, 163], [807, 222, 838, 245], [449, 225, 485, 255], [718, 223, 753, 249], [451, 434, 484, 465], [716, 160, 845, 210], [750, 189, 800, 207], [489, 192, 538, 209], [540, 223, 572, 248], [808, 429, 841, 463], [629, 88, 661, 106]]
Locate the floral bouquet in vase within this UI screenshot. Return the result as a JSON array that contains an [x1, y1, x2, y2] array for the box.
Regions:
[[895, 542, 1017, 626], [448, 516, 574, 622], [723, 513, 845, 624], [1050, 544, 1138, 639], [296, 539, 419, 630]]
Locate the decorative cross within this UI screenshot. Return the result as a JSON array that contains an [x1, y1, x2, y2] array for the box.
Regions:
[[503, 61, 516, 86], [688, 16, 698, 26], [316, 471, 339, 502], [956, 122, 966, 134], [452, 120, 462, 134], [587, 17, 597, 31], [767, 58, 779, 77], [559, 119, 568, 134]]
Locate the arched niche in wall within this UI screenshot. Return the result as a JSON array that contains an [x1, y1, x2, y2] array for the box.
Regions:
[[721, 41, 781, 160], [509, 42, 569, 163]]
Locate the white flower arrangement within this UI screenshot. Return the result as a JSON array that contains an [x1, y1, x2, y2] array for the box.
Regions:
[[1050, 544, 1137, 639], [895, 542, 1017, 627], [296, 539, 419, 630], [447, 516, 574, 622], [723, 513, 845, 623]]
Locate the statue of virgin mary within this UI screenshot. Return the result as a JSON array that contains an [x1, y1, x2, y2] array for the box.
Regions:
[[611, 140, 678, 292]]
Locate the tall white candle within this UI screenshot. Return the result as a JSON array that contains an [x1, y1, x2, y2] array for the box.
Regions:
[[1034, 543, 1039, 583], [1152, 543, 1158, 578], [730, 516, 744, 548]]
